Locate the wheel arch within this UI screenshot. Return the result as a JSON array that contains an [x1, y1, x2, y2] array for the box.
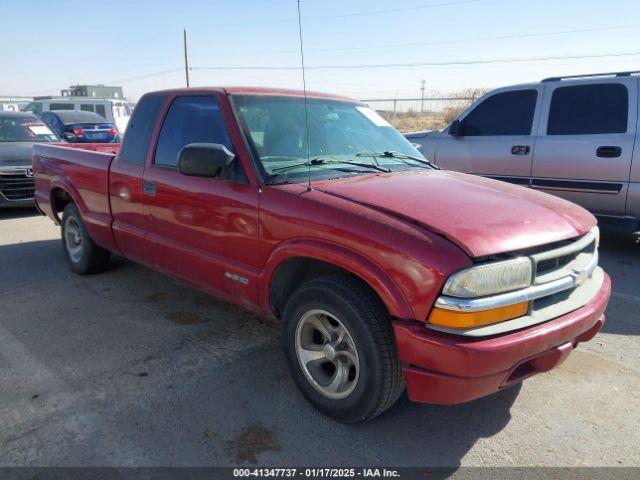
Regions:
[[263, 240, 414, 320], [49, 179, 85, 223]]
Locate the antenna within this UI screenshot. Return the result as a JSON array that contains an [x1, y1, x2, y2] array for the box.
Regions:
[[183, 28, 190, 87], [296, 0, 312, 192]]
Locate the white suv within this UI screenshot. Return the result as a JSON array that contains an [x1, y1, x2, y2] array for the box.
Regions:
[[406, 71, 640, 234]]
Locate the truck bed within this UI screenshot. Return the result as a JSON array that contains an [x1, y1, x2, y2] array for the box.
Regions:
[[33, 142, 121, 252]]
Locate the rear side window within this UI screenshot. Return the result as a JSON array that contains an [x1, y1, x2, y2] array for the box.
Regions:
[[547, 83, 628, 135], [49, 103, 74, 110], [463, 90, 537, 136], [119, 94, 168, 165], [25, 102, 43, 113], [95, 104, 106, 118], [154, 96, 232, 168], [80, 104, 94, 112]]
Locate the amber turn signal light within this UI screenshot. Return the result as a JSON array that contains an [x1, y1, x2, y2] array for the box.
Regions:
[[428, 302, 528, 329]]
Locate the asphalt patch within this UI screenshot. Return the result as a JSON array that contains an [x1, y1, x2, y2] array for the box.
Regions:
[[167, 310, 201, 325], [225, 423, 281, 463]]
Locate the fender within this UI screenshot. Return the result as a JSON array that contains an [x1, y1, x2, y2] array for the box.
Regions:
[[48, 177, 121, 255], [260, 239, 415, 320], [49, 176, 87, 223]]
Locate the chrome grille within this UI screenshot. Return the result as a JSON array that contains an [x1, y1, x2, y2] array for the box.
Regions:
[[0, 170, 35, 201], [530, 229, 598, 285]]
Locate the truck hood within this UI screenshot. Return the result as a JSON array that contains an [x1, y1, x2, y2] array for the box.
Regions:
[[403, 130, 437, 139], [315, 170, 596, 258], [0, 142, 35, 167]]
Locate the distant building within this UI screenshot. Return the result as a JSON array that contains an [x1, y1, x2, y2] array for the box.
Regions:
[[61, 84, 124, 99]]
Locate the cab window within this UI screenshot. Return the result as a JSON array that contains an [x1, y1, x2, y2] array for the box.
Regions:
[[154, 96, 245, 182], [154, 96, 232, 168], [119, 94, 168, 165], [462, 90, 538, 136]]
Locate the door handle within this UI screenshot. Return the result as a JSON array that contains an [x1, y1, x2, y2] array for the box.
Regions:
[[596, 146, 622, 158], [143, 181, 156, 196], [511, 145, 530, 155]]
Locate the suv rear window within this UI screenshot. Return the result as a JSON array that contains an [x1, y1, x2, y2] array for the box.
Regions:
[[96, 104, 106, 118], [462, 90, 537, 136], [118, 94, 168, 165], [49, 103, 75, 110], [547, 83, 628, 135]]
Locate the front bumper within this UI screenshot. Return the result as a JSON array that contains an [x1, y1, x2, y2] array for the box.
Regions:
[[393, 272, 611, 404]]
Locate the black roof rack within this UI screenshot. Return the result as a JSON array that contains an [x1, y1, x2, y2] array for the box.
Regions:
[[542, 70, 640, 82]]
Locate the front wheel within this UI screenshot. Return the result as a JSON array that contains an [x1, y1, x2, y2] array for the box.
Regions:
[[61, 203, 111, 274], [282, 275, 404, 423]]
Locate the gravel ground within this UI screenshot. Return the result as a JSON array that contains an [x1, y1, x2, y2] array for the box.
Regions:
[[0, 209, 638, 469]]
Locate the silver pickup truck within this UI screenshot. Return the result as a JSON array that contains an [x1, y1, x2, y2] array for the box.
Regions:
[[406, 71, 640, 235]]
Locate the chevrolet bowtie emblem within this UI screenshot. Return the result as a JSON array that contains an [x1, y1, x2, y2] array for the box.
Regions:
[[572, 267, 588, 286]]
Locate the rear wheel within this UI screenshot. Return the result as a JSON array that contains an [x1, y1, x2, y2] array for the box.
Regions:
[[282, 275, 404, 423], [61, 203, 111, 274]]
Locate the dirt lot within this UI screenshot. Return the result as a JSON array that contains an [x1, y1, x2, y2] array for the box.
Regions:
[[1, 209, 639, 469]]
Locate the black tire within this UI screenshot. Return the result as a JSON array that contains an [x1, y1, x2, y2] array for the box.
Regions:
[[61, 203, 111, 275], [282, 275, 404, 423]]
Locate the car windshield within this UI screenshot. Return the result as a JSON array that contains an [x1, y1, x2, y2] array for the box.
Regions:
[[232, 94, 428, 183], [0, 116, 58, 142]]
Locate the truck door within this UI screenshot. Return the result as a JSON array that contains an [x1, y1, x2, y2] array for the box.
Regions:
[[531, 78, 637, 216], [436, 87, 543, 186], [142, 94, 260, 306], [109, 93, 168, 264]]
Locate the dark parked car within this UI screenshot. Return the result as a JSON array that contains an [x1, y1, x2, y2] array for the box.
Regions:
[[0, 111, 59, 208], [40, 110, 118, 143]]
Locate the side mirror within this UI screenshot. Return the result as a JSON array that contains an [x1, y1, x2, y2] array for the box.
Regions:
[[178, 143, 235, 178], [448, 119, 464, 137], [63, 132, 77, 142]]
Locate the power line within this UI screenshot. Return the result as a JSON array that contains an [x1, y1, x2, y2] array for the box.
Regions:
[[182, 21, 640, 61], [190, 50, 640, 71], [306, 23, 640, 54], [302, 0, 483, 21], [189, 0, 484, 29], [103, 67, 184, 84], [115, 29, 180, 51]]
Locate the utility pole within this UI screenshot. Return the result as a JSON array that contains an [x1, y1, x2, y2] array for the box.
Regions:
[[392, 90, 399, 126], [183, 28, 190, 87], [420, 79, 425, 115]]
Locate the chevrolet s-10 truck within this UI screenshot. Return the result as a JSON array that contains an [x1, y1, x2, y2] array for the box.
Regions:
[[33, 87, 611, 423]]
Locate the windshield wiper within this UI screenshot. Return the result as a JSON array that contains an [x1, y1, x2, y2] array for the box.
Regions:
[[271, 157, 391, 173], [356, 150, 440, 170]]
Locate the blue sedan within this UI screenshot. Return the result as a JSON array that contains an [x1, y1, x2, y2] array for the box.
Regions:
[[40, 110, 118, 143]]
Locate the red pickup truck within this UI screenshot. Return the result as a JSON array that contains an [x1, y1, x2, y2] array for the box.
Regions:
[[33, 87, 611, 423]]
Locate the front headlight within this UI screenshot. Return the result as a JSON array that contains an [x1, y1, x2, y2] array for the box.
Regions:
[[442, 257, 532, 298]]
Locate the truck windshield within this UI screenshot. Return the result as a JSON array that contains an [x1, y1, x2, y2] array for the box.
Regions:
[[232, 95, 427, 183], [0, 116, 58, 142]]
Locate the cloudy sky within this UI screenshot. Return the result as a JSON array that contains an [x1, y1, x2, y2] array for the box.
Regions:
[[2, 0, 640, 102]]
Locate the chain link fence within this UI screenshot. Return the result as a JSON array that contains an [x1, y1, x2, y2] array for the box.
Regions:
[[361, 89, 487, 133]]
